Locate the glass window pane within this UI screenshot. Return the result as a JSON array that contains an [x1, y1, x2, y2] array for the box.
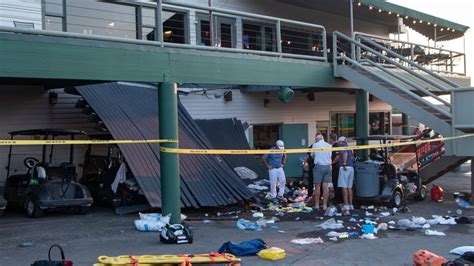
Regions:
[[66, 0, 136, 39], [142, 8, 155, 27], [163, 11, 186, 44], [44, 16, 63, 31], [199, 20, 211, 46], [45, 0, 63, 14], [243, 23, 262, 50], [220, 23, 232, 48]]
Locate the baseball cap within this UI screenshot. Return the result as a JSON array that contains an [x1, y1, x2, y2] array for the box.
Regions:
[[276, 140, 285, 149], [338, 136, 347, 142]]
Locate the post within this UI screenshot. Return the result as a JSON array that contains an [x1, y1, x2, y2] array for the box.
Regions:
[[349, 0, 355, 60], [158, 82, 181, 224], [276, 20, 282, 56], [471, 158, 474, 203], [402, 113, 409, 135], [355, 90, 369, 160], [62, 0, 67, 32], [208, 0, 214, 47], [136, 6, 143, 40], [450, 51, 453, 73], [155, 0, 164, 46]]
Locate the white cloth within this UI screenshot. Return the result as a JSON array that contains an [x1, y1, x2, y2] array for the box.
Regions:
[[311, 140, 332, 165], [111, 162, 127, 193], [269, 167, 286, 198]]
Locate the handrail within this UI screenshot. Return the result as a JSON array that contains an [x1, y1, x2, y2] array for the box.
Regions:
[[354, 32, 464, 55], [162, 1, 328, 61], [358, 36, 461, 88], [335, 54, 452, 119], [360, 59, 451, 108], [334, 31, 454, 92]]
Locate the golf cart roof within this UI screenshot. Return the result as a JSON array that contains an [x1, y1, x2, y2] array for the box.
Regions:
[[9, 129, 86, 136], [354, 135, 418, 141], [87, 132, 112, 140]]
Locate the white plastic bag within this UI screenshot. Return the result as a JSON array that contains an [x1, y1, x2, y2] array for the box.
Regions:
[[134, 214, 170, 232], [450, 246, 474, 255]]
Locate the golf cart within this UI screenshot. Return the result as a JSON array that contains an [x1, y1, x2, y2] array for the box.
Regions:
[[353, 135, 427, 208], [81, 133, 145, 208], [4, 129, 92, 217]]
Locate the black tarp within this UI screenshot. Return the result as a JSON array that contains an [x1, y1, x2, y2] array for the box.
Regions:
[[76, 82, 253, 208], [195, 118, 267, 180]]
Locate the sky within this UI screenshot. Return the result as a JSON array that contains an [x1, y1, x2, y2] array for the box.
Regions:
[[389, 0, 474, 85]]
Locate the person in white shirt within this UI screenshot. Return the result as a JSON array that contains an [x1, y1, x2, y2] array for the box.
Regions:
[[311, 133, 332, 210]]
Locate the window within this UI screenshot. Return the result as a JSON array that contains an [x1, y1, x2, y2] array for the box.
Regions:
[[331, 112, 391, 138], [43, 0, 65, 31], [281, 26, 323, 56], [242, 22, 275, 51], [163, 11, 186, 43]]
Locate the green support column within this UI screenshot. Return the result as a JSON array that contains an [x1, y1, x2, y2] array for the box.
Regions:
[[158, 82, 181, 224], [355, 90, 369, 160], [402, 113, 409, 135]]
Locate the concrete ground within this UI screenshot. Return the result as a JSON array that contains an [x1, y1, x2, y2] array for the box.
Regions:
[[1, 168, 473, 266]]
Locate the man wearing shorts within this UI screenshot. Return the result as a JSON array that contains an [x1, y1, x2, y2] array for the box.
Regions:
[[337, 136, 355, 212], [311, 133, 332, 210]]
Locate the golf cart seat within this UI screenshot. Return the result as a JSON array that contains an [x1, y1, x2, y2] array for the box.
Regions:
[[384, 163, 397, 179], [34, 163, 76, 180]]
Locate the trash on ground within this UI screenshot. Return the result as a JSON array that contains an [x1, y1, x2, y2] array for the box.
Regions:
[[290, 237, 324, 245], [278, 230, 286, 234], [425, 230, 446, 236], [324, 206, 337, 217], [399, 206, 412, 213], [234, 166, 258, 180], [252, 212, 264, 218], [380, 212, 390, 217], [236, 219, 262, 231], [427, 215, 456, 225], [248, 184, 268, 191], [456, 209, 463, 215], [431, 185, 444, 202], [326, 231, 348, 238], [256, 218, 276, 227], [360, 233, 377, 240], [349, 218, 357, 222], [203, 220, 212, 224], [318, 218, 344, 230], [218, 239, 267, 256], [257, 247, 286, 261], [134, 214, 170, 232], [19, 242, 34, 248], [329, 237, 338, 241], [455, 197, 471, 209], [376, 223, 388, 232], [455, 216, 472, 224], [413, 249, 447, 266], [450, 246, 474, 255], [362, 224, 375, 234]]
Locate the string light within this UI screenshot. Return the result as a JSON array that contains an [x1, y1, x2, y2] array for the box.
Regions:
[[369, 6, 373, 10], [405, 16, 408, 19], [440, 28, 444, 31], [434, 24, 437, 27], [419, 20, 422, 23], [447, 27, 450, 30], [396, 13, 400, 17], [413, 20, 416, 24], [287, 40, 291, 45], [378, 9, 382, 12], [358, 2, 361, 6], [452, 29, 455, 32], [388, 11, 392, 15], [427, 22, 431, 25]]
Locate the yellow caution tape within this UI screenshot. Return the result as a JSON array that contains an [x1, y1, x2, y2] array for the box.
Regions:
[[0, 139, 177, 146], [160, 134, 474, 155]]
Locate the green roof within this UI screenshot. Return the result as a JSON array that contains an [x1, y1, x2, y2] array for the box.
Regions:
[[360, 0, 469, 41]]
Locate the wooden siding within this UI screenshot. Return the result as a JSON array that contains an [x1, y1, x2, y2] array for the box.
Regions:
[[0, 0, 42, 29], [179, 90, 392, 142], [0, 85, 96, 183]]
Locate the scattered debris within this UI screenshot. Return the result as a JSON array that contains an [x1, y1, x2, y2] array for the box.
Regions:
[[258, 247, 286, 261], [425, 230, 446, 236], [203, 220, 212, 224], [324, 206, 338, 217], [19, 242, 34, 248], [248, 184, 268, 191], [360, 233, 378, 240], [134, 214, 170, 232], [318, 218, 344, 230], [236, 219, 262, 231], [252, 212, 264, 218], [291, 237, 324, 245], [450, 246, 474, 255], [234, 166, 258, 180]]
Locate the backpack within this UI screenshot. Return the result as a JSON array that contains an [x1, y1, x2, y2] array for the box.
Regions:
[[218, 239, 267, 256], [31, 244, 73, 266]]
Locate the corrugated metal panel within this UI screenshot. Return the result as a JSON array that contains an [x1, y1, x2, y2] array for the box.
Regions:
[[195, 118, 267, 180], [76, 82, 253, 208]]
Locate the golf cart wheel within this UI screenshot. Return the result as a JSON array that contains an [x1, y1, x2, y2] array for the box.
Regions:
[[389, 191, 402, 208], [75, 206, 90, 215], [25, 197, 44, 218], [415, 185, 427, 201]]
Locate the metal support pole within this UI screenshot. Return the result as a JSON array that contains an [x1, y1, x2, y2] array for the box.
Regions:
[[349, 0, 355, 60], [471, 158, 474, 203], [402, 113, 409, 135], [208, 0, 214, 47], [158, 82, 181, 224], [450, 51, 453, 73], [136, 6, 143, 40], [155, 0, 164, 46], [355, 90, 369, 160], [62, 0, 67, 32], [276, 20, 282, 56]]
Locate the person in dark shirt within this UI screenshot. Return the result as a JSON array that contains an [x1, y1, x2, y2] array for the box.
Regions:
[[329, 133, 342, 203], [305, 144, 315, 198]]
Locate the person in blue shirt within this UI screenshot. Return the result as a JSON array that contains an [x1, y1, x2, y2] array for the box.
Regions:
[[337, 136, 355, 213], [262, 140, 287, 202]]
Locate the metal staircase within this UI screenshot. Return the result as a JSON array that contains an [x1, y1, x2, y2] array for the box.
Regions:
[[332, 31, 473, 183]]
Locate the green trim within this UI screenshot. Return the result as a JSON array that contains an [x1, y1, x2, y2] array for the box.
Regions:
[[360, 0, 469, 40], [0, 33, 352, 88]]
